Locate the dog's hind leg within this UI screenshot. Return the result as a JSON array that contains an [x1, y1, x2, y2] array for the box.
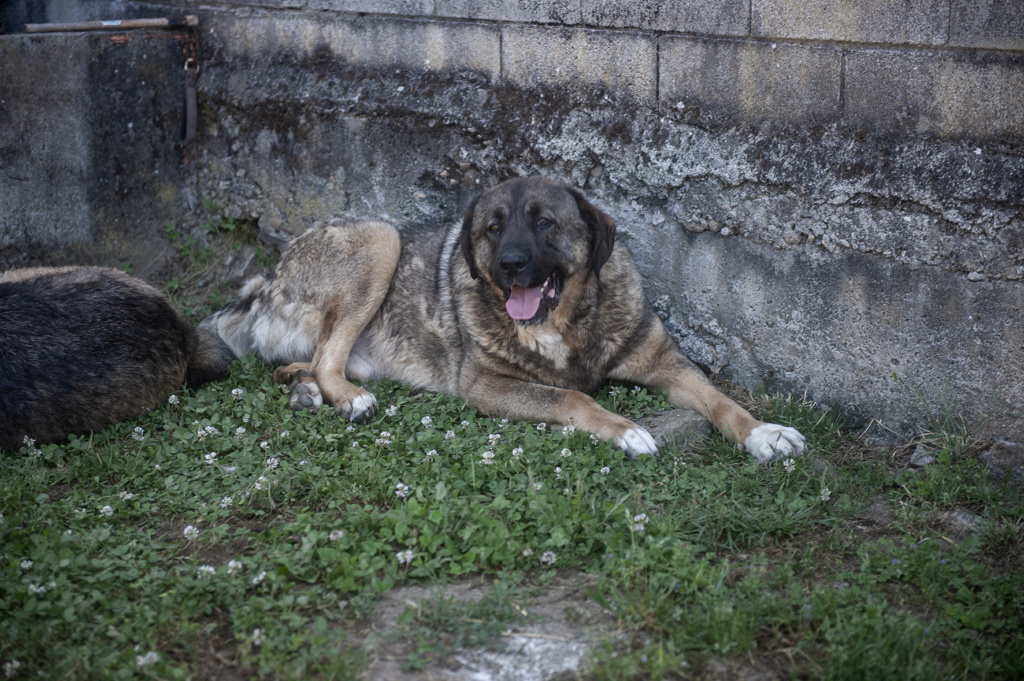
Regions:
[[272, 363, 323, 412], [273, 220, 401, 423]]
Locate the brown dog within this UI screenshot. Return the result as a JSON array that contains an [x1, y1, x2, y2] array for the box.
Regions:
[[200, 177, 804, 461]]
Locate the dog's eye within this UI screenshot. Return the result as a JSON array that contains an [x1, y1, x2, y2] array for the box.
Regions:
[[487, 222, 501, 234], [536, 217, 554, 229]]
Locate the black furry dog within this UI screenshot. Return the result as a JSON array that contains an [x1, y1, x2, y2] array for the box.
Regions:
[[0, 266, 229, 450]]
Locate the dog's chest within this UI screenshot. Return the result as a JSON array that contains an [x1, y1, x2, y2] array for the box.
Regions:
[[515, 326, 570, 369]]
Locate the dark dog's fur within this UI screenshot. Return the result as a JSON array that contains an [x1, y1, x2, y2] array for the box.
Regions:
[[200, 177, 804, 461], [0, 266, 227, 450]]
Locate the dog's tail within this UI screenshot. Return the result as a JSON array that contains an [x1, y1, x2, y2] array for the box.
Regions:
[[185, 275, 267, 387]]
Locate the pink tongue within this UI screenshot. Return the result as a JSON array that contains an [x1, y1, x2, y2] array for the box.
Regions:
[[506, 285, 543, 320]]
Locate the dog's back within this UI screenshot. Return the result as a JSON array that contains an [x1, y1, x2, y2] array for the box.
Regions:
[[0, 266, 229, 450]]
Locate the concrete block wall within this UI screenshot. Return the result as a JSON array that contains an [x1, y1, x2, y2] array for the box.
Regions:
[[2, 0, 1022, 440]]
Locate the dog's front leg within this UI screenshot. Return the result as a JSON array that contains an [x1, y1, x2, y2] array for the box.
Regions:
[[610, 324, 805, 463], [460, 375, 658, 458]]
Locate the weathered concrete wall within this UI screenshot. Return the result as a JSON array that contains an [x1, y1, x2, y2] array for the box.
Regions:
[[0, 27, 193, 278], [1, 1, 1022, 439]]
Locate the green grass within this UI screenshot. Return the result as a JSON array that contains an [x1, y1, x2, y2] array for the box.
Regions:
[[2, 354, 1022, 679]]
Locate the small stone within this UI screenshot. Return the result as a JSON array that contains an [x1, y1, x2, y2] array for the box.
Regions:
[[980, 440, 1024, 482], [910, 444, 935, 467], [967, 272, 986, 282], [640, 409, 712, 448]]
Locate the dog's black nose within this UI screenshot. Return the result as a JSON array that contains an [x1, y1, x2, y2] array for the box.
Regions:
[[498, 249, 530, 275]]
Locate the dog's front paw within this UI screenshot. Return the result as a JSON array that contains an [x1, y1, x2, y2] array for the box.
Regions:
[[615, 426, 659, 459], [744, 423, 806, 463], [288, 371, 323, 413], [336, 390, 378, 424]]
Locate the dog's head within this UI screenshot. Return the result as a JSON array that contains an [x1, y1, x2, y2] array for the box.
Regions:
[[460, 177, 616, 325]]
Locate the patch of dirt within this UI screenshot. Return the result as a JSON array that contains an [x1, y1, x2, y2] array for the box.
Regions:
[[343, 572, 615, 680]]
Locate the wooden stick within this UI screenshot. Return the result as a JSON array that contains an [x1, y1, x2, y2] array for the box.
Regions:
[[24, 16, 198, 33]]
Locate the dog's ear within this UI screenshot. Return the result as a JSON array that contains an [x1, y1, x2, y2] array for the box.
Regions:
[[568, 187, 616, 278], [460, 197, 481, 280]]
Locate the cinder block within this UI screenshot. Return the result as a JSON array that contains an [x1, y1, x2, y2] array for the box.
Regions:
[[950, 0, 1024, 50], [659, 37, 841, 125], [751, 0, 949, 45], [217, 13, 500, 76], [436, 0, 580, 24], [581, 0, 748, 36], [846, 51, 1024, 141], [306, 0, 434, 14], [503, 26, 657, 101]]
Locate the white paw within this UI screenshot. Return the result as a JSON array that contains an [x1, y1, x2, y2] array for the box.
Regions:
[[348, 393, 378, 423], [615, 427, 659, 459], [744, 423, 806, 463]]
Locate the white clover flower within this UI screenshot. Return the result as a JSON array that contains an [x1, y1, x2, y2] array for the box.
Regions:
[[346, 425, 355, 432], [420, 415, 433, 428], [563, 424, 576, 436], [536, 422, 547, 431], [252, 571, 267, 585], [64, 529, 72, 536], [461, 420, 471, 427], [205, 425, 219, 436], [609, 386, 621, 396], [783, 458, 796, 473], [561, 448, 572, 458], [154, 464, 162, 471], [4, 660, 23, 677], [395, 482, 409, 498], [266, 457, 279, 469], [540, 551, 557, 565], [631, 385, 643, 395], [480, 451, 495, 465], [396, 549, 414, 565], [132, 427, 146, 441], [375, 431, 392, 446], [219, 496, 233, 509], [227, 560, 243, 575], [231, 388, 244, 400], [532, 482, 543, 491], [252, 628, 266, 646], [424, 449, 437, 460], [329, 529, 345, 541], [183, 525, 199, 541], [235, 427, 246, 438], [260, 440, 270, 450], [600, 466, 610, 475], [135, 651, 159, 668], [254, 476, 268, 491], [23, 436, 35, 448], [512, 447, 524, 459], [820, 487, 832, 502], [196, 565, 216, 578], [633, 513, 648, 532], [554, 467, 563, 480], [119, 491, 134, 501], [298, 460, 308, 467], [20, 560, 32, 570], [243, 413, 251, 423], [590, 433, 600, 443], [488, 433, 501, 445], [167, 394, 180, 406], [28, 583, 46, 595], [74, 507, 86, 516], [521, 548, 533, 557], [385, 405, 398, 417], [205, 452, 218, 465], [99, 505, 114, 517], [500, 418, 509, 428], [444, 430, 456, 440]]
